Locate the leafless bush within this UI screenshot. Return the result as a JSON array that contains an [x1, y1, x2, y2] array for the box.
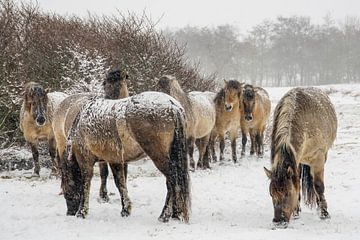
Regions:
[[0, 0, 215, 146]]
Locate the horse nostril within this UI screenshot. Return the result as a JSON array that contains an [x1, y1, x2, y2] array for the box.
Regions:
[[36, 116, 46, 125], [225, 104, 232, 112]]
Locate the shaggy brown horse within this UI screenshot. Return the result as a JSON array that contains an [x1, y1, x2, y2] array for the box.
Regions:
[[240, 84, 271, 157], [20, 82, 68, 177], [208, 80, 243, 164], [61, 92, 191, 223], [264, 87, 337, 228], [52, 70, 131, 201], [158, 75, 216, 170]]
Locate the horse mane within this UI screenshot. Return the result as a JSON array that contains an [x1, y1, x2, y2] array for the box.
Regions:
[[270, 91, 297, 164], [215, 80, 242, 106], [214, 89, 225, 106]]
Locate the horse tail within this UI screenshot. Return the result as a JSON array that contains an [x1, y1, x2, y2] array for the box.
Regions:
[[169, 110, 191, 223], [61, 111, 82, 215], [301, 164, 316, 208]]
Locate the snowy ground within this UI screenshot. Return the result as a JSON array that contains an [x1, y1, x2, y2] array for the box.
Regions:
[[1, 84, 360, 240]]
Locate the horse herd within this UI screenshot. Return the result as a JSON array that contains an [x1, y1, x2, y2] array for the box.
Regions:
[[19, 69, 337, 228]]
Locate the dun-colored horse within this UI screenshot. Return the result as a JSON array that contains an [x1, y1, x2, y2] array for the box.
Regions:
[[61, 92, 191, 222], [158, 75, 216, 170], [240, 84, 271, 157], [52, 70, 131, 201], [20, 82, 68, 176], [209, 80, 243, 164], [264, 87, 337, 228]]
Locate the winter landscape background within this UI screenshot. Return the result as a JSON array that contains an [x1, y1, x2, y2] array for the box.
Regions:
[[1, 0, 360, 239]]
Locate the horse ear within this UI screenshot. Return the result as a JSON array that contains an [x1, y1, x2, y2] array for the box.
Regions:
[[264, 167, 272, 179], [45, 88, 50, 94], [223, 79, 228, 85]]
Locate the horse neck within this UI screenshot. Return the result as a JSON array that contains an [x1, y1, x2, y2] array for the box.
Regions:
[[170, 84, 190, 109]]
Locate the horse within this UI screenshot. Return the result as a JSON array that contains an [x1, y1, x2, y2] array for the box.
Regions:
[[264, 87, 337, 228], [158, 75, 216, 170], [60, 91, 191, 223], [208, 80, 243, 164], [20, 82, 68, 177], [52, 69, 132, 201], [240, 84, 271, 157]]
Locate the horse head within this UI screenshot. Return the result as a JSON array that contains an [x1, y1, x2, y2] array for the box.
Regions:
[[242, 84, 256, 121], [223, 79, 243, 112], [103, 69, 129, 99], [24, 82, 49, 127], [264, 146, 300, 227]]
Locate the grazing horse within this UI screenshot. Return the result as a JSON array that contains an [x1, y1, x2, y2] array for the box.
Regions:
[[20, 82, 68, 177], [264, 87, 337, 228], [208, 80, 243, 164], [61, 92, 191, 223], [240, 84, 271, 157], [52, 69, 131, 201], [158, 75, 216, 170]]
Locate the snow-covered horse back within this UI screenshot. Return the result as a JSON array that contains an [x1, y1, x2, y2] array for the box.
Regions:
[[158, 75, 216, 170], [61, 92, 191, 223], [264, 87, 337, 228], [20, 82, 68, 176]]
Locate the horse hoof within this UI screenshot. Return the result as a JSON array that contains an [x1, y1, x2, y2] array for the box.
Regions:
[[31, 172, 40, 178], [66, 210, 77, 216], [121, 209, 131, 217], [320, 211, 331, 220], [76, 209, 87, 218], [99, 194, 110, 203], [158, 215, 170, 223], [272, 221, 288, 229], [293, 213, 300, 220]]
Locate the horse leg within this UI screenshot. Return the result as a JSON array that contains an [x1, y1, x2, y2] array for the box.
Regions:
[[99, 162, 110, 202], [241, 129, 247, 157], [255, 132, 261, 157], [219, 134, 225, 162], [210, 133, 217, 162], [230, 129, 238, 163], [197, 135, 210, 169], [293, 190, 301, 219], [158, 177, 174, 222], [76, 155, 95, 218], [29, 142, 40, 177], [249, 129, 256, 155], [109, 163, 132, 217], [187, 137, 195, 170], [293, 165, 302, 219], [313, 164, 330, 219], [48, 138, 58, 177], [259, 127, 266, 157]]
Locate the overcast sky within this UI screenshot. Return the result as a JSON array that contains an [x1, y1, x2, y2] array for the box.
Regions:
[[31, 0, 360, 32]]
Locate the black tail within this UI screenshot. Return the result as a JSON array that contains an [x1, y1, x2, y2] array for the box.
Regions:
[[169, 111, 191, 223], [60, 112, 83, 215], [301, 164, 316, 208]]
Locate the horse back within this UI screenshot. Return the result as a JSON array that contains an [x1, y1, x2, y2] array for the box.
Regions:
[[274, 87, 337, 162], [188, 91, 216, 138]]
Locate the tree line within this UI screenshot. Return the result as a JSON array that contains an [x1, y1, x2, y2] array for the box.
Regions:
[[169, 15, 360, 86]]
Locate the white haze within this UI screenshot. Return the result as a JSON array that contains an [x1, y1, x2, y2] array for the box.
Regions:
[[28, 0, 360, 31]]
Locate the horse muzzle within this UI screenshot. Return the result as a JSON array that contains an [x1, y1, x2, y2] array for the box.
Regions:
[[224, 103, 233, 112], [244, 114, 253, 122]]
